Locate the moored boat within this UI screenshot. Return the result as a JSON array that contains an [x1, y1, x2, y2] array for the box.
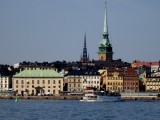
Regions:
[[80, 89, 99, 102]]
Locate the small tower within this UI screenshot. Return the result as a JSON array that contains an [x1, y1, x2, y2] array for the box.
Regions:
[[80, 33, 89, 62], [98, 2, 113, 61]]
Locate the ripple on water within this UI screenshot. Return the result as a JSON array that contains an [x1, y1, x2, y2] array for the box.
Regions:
[[0, 99, 160, 120]]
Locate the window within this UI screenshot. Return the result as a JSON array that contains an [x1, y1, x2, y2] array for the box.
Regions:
[[16, 85, 18, 88], [53, 90, 55, 94], [32, 90, 34, 95], [43, 80, 45, 84], [16, 80, 18, 84], [53, 80, 55, 84], [48, 80, 50, 84], [37, 80, 39, 84], [21, 80, 24, 84], [32, 80, 34, 84], [59, 80, 61, 84]]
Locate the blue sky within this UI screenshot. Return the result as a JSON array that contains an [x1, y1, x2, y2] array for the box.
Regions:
[[0, 0, 160, 65]]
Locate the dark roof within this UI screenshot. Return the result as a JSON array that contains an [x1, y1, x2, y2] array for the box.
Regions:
[[94, 59, 131, 68], [65, 69, 100, 76]]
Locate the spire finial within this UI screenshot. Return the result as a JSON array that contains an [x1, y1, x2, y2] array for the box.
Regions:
[[105, 1, 107, 8]]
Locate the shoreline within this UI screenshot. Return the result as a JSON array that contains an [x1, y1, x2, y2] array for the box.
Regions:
[[0, 95, 83, 100], [1, 94, 160, 100]]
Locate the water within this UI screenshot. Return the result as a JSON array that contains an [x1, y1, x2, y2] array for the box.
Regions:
[[0, 99, 160, 120]]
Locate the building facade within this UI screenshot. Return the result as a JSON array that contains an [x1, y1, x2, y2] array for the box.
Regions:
[[0, 76, 12, 91], [146, 71, 160, 92], [13, 68, 63, 96], [101, 69, 123, 93], [64, 70, 101, 93], [123, 68, 139, 92]]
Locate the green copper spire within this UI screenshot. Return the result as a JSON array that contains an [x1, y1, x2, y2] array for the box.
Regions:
[[98, 2, 111, 49], [103, 1, 108, 35], [98, 1, 113, 61]]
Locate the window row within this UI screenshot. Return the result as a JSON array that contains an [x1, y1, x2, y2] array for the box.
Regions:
[[107, 87, 123, 90], [69, 84, 81, 87], [147, 79, 160, 81], [123, 82, 138, 85], [82, 76, 100, 79], [107, 77, 123, 80], [108, 82, 123, 86], [0, 85, 8, 88], [69, 79, 81, 83], [0, 80, 8, 83], [16, 80, 61, 84], [83, 81, 100, 84], [123, 87, 139, 90], [16, 85, 61, 88]]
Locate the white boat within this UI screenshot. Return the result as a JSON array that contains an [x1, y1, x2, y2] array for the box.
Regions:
[[80, 89, 99, 102], [80, 89, 122, 102]]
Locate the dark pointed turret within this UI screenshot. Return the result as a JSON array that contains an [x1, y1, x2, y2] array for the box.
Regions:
[[80, 33, 89, 62]]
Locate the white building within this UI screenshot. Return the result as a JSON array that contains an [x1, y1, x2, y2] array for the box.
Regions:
[[64, 70, 101, 92], [0, 75, 12, 91]]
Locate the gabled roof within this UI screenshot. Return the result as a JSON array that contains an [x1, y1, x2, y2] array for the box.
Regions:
[[13, 68, 63, 78]]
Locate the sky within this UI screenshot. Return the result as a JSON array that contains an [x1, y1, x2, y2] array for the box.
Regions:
[[0, 0, 160, 65]]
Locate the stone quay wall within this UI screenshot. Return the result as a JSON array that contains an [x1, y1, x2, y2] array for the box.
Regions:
[[0, 95, 83, 100]]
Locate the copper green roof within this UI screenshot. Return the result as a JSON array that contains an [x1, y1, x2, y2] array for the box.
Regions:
[[13, 68, 63, 78], [98, 2, 112, 53]]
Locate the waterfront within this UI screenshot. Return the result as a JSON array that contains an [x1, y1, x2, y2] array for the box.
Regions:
[[0, 100, 160, 120]]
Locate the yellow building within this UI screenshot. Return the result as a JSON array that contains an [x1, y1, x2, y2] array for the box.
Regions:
[[100, 69, 123, 93], [13, 68, 63, 96]]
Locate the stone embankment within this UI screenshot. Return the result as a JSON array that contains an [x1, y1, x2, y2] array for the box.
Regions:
[[121, 97, 160, 100], [121, 92, 160, 100], [0, 95, 83, 100]]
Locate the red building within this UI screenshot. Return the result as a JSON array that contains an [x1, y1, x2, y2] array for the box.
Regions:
[[131, 60, 159, 68], [123, 68, 139, 92]]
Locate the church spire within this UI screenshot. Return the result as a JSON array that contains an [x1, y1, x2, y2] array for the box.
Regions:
[[103, 1, 108, 35], [80, 33, 89, 62], [103, 1, 110, 44], [98, 1, 113, 61]]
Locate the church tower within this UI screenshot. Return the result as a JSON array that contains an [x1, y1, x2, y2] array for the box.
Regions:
[[98, 2, 113, 61], [80, 33, 89, 62]]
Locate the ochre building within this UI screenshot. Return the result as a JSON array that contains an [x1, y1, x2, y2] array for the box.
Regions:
[[13, 68, 63, 96]]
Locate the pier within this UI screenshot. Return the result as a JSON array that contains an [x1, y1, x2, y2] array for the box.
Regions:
[[121, 92, 160, 100]]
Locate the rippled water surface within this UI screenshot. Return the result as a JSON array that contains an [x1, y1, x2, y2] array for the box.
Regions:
[[0, 99, 160, 120]]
